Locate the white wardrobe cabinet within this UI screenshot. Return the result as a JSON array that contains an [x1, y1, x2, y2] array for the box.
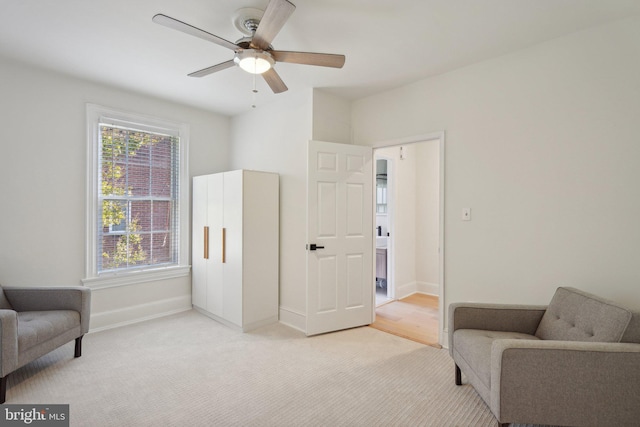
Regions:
[[192, 170, 279, 332]]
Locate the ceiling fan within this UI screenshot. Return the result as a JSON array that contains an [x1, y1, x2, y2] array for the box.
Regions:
[[152, 0, 345, 94]]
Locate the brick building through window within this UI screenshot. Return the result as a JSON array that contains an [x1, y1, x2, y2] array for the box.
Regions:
[[99, 126, 179, 272]]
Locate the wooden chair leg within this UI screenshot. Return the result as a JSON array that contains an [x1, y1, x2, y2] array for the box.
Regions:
[[455, 364, 462, 385], [1, 375, 7, 404], [74, 336, 83, 358]]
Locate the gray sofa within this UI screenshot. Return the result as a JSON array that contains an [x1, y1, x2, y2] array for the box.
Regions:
[[449, 287, 640, 426], [0, 285, 91, 403]]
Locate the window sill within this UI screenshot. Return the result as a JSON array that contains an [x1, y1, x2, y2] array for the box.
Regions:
[[82, 265, 191, 290]]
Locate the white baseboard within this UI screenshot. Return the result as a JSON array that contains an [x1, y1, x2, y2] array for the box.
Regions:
[[243, 315, 279, 332], [279, 306, 306, 333], [416, 281, 439, 296], [89, 295, 192, 333], [193, 306, 278, 332], [395, 281, 416, 299], [395, 281, 439, 300]]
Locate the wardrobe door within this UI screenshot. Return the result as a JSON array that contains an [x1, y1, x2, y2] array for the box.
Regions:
[[222, 170, 243, 327], [206, 173, 224, 317], [191, 176, 208, 309]]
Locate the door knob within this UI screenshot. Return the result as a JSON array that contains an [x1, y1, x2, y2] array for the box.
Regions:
[[307, 244, 325, 251]]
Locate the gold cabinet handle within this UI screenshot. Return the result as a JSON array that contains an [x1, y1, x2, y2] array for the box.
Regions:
[[204, 226, 209, 259], [221, 228, 226, 263]]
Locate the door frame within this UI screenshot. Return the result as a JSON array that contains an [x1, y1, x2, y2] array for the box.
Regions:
[[371, 131, 445, 346]]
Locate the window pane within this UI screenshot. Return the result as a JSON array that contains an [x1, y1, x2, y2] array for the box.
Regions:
[[136, 235, 153, 268], [152, 201, 171, 231], [151, 137, 175, 197], [102, 199, 127, 232], [101, 128, 127, 197], [101, 234, 118, 270], [131, 200, 152, 232], [151, 233, 173, 264], [101, 234, 146, 270], [128, 131, 151, 197]]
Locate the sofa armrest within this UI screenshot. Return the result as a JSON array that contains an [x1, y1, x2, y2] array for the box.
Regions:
[[490, 339, 640, 426], [0, 310, 18, 377], [448, 303, 547, 355], [3, 286, 91, 334]]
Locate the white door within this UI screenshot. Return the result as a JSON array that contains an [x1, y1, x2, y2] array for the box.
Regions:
[[191, 176, 208, 309], [206, 173, 224, 317], [222, 170, 243, 327], [306, 140, 373, 336]]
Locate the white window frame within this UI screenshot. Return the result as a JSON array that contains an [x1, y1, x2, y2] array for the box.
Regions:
[[83, 104, 190, 289]]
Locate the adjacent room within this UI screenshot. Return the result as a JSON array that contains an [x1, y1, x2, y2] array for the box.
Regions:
[[1, 0, 639, 425]]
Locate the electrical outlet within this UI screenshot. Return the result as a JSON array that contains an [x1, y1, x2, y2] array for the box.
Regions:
[[462, 208, 471, 221]]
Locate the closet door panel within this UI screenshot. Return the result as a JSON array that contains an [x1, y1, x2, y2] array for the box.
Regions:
[[206, 174, 224, 317], [191, 176, 208, 309], [222, 170, 243, 327]]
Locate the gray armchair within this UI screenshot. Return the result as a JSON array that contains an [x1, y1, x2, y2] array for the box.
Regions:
[[449, 287, 640, 426], [0, 285, 91, 403]]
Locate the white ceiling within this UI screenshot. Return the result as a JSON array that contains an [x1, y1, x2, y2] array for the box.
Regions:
[[2, 0, 640, 116]]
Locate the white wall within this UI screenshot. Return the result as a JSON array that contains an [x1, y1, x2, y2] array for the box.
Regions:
[[415, 141, 440, 292], [352, 16, 640, 332], [0, 57, 230, 331], [312, 89, 352, 144], [229, 89, 313, 331]]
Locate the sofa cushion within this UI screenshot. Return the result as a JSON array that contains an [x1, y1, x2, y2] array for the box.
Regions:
[[17, 310, 80, 352], [0, 285, 13, 310], [535, 287, 632, 342], [453, 329, 539, 389]]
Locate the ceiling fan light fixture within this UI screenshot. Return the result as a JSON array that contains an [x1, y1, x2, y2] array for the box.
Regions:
[[235, 49, 275, 74]]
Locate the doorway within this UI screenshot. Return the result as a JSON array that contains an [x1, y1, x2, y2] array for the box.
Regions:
[[372, 133, 444, 345], [375, 157, 392, 306]]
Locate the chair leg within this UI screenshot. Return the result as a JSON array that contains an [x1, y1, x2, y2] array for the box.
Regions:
[[74, 336, 83, 358], [455, 364, 462, 385], [1, 375, 7, 404], [0, 338, 84, 404]]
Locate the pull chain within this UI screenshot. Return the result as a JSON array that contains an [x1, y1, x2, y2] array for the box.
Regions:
[[251, 29, 258, 109], [251, 73, 258, 108]]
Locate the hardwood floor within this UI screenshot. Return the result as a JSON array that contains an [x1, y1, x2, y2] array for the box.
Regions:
[[369, 293, 441, 348]]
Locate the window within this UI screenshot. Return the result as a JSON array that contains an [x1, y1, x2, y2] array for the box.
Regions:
[[84, 105, 189, 289]]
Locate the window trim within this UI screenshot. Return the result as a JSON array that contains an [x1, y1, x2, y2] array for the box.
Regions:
[[84, 104, 190, 289]]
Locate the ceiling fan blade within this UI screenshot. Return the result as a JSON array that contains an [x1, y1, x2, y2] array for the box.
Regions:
[[152, 14, 238, 51], [188, 60, 236, 78], [250, 0, 296, 50], [271, 51, 345, 68], [262, 68, 288, 93]]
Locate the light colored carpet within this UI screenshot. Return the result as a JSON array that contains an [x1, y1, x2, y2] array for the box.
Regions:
[[7, 310, 501, 426]]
